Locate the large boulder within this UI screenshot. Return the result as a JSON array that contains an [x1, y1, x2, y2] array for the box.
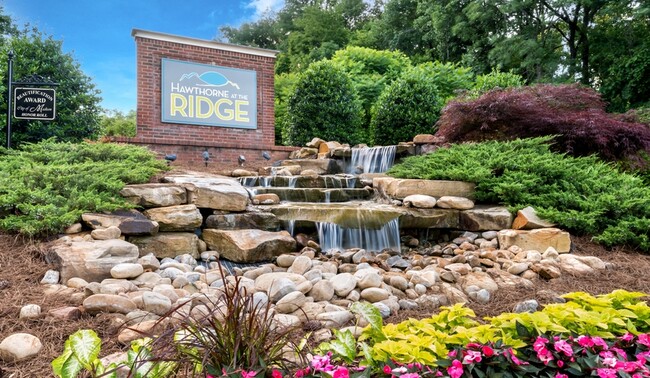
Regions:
[[143, 204, 203, 232], [459, 206, 513, 231], [202, 229, 296, 263], [82, 210, 159, 236], [373, 177, 476, 200], [497, 228, 571, 254], [119, 183, 187, 208], [0, 333, 42, 362], [398, 208, 460, 229], [50, 238, 139, 283], [163, 174, 249, 211], [512, 206, 556, 230], [205, 212, 280, 231], [129, 232, 200, 259]]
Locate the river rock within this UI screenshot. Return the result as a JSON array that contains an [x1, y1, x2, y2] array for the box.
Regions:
[[254, 272, 306, 292], [558, 254, 594, 275], [83, 294, 137, 314], [138, 253, 161, 271], [288, 256, 313, 275], [91, 226, 122, 240], [205, 212, 281, 231], [41, 269, 60, 284], [360, 287, 390, 302], [497, 228, 571, 253], [356, 270, 383, 289], [163, 174, 249, 211], [202, 229, 296, 263], [51, 238, 139, 283], [254, 193, 281, 205], [142, 291, 172, 316], [19, 304, 41, 319], [129, 232, 200, 259], [374, 177, 476, 200], [120, 183, 187, 208], [330, 273, 357, 297], [403, 194, 437, 209], [317, 310, 354, 327], [143, 204, 202, 232], [309, 280, 335, 301], [275, 291, 307, 313], [47, 306, 82, 320], [268, 278, 298, 302], [0, 333, 42, 362], [436, 196, 475, 210], [462, 271, 499, 293], [110, 263, 144, 279]]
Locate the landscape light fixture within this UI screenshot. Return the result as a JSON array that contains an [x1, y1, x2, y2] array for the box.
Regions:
[[262, 151, 271, 160], [202, 149, 210, 167], [164, 153, 177, 166], [238, 155, 246, 166]]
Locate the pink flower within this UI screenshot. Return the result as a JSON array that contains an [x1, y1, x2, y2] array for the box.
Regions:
[[400, 374, 420, 378], [272, 370, 283, 378], [533, 337, 549, 352], [463, 350, 482, 364], [466, 343, 481, 349], [602, 357, 617, 367], [447, 359, 463, 378], [332, 366, 349, 378], [448, 350, 457, 358], [638, 334, 650, 347], [241, 370, 256, 378], [504, 348, 528, 366], [592, 337, 609, 349], [207, 375, 215, 378], [621, 333, 635, 342], [577, 335, 594, 348], [557, 360, 564, 368], [597, 368, 618, 378], [555, 374, 568, 378], [554, 340, 573, 357], [310, 353, 334, 372], [481, 345, 495, 357], [636, 350, 650, 361], [383, 365, 392, 375]]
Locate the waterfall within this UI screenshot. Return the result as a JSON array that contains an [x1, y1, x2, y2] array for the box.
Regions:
[[260, 176, 271, 187], [316, 218, 400, 253], [348, 146, 397, 174], [287, 176, 298, 188]]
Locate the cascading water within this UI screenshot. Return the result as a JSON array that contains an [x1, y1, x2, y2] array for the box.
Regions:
[[316, 218, 400, 253], [348, 145, 397, 174]]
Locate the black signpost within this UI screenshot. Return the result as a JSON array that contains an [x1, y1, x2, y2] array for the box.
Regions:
[[6, 51, 59, 149]]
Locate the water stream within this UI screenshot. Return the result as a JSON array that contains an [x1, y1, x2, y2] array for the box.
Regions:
[[348, 145, 397, 174]]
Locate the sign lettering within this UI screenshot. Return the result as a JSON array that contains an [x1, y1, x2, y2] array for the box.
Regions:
[[14, 87, 56, 120]]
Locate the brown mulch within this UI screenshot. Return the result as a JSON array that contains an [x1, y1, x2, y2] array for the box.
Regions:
[[1, 234, 650, 377]]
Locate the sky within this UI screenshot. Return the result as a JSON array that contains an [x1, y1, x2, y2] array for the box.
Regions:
[[3, 0, 284, 113]]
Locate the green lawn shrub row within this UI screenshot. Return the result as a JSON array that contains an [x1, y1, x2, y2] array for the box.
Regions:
[[0, 140, 167, 236], [387, 137, 650, 251]]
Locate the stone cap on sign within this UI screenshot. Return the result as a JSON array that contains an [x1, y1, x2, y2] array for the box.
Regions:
[[132, 29, 280, 58]]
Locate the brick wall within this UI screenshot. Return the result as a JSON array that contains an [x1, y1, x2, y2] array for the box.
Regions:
[[112, 30, 296, 166]]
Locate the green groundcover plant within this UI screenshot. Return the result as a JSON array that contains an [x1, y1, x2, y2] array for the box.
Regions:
[[0, 139, 167, 236], [387, 137, 650, 251]]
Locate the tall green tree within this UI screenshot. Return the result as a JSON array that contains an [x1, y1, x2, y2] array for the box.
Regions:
[[0, 28, 102, 147]]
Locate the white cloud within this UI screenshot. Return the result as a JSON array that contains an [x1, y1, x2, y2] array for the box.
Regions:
[[246, 0, 284, 19]]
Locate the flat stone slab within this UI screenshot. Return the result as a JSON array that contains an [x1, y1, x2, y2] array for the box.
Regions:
[[374, 177, 476, 200], [498, 228, 571, 253], [398, 208, 460, 229], [459, 206, 513, 231], [202, 229, 297, 263], [129, 232, 200, 259], [281, 159, 342, 175], [163, 174, 249, 211], [119, 183, 187, 208]]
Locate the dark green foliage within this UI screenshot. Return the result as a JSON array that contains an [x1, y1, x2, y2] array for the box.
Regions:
[[133, 264, 303, 376], [0, 140, 167, 236], [286, 61, 364, 146], [100, 109, 136, 137], [370, 62, 472, 145], [388, 137, 650, 251], [0, 30, 102, 146]]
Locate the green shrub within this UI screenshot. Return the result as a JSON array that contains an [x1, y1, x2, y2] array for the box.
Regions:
[[274, 72, 300, 145], [387, 137, 650, 251], [370, 62, 473, 145], [470, 69, 523, 97], [0, 140, 167, 236], [100, 109, 136, 137], [286, 61, 364, 146]]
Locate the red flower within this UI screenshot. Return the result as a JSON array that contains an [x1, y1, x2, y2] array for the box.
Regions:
[[481, 345, 494, 357], [332, 366, 349, 378], [383, 365, 392, 375], [272, 370, 283, 378]]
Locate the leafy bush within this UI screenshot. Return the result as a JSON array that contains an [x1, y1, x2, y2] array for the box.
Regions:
[[131, 264, 304, 377], [314, 291, 650, 373], [470, 69, 523, 97], [387, 137, 650, 251], [332, 46, 412, 128], [286, 60, 364, 146], [274, 72, 300, 145], [100, 109, 136, 137], [0, 140, 167, 236], [435, 84, 650, 164], [370, 62, 473, 145]]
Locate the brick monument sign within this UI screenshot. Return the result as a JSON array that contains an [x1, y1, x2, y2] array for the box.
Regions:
[[112, 29, 295, 166]]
